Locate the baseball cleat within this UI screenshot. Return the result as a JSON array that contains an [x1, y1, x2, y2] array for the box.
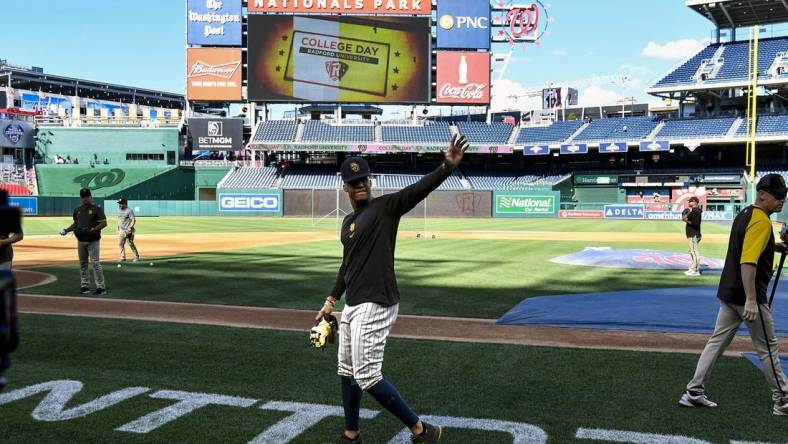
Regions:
[[132, 257, 139, 262], [80, 286, 91, 295], [679, 390, 718, 408], [93, 288, 106, 296], [411, 421, 442, 443], [774, 401, 788, 416], [334, 433, 363, 443]]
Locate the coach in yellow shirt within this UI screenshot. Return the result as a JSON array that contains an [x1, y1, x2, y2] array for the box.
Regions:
[[679, 174, 788, 415]]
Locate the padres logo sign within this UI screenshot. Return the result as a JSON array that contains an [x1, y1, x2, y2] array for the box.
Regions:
[[73, 169, 126, 190]]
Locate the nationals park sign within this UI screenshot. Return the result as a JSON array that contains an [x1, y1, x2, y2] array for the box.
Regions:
[[493, 191, 559, 218], [0, 379, 774, 443]]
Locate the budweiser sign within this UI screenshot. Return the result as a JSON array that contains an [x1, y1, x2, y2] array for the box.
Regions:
[[439, 83, 487, 100], [436, 52, 490, 104], [187, 48, 242, 101], [188, 61, 241, 79]]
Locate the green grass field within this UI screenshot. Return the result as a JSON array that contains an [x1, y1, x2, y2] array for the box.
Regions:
[[2, 315, 787, 443]]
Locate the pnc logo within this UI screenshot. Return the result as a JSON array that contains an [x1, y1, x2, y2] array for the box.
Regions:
[[438, 14, 488, 30]]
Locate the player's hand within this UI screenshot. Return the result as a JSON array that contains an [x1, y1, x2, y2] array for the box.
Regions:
[[776, 242, 787, 254], [744, 300, 758, 322], [443, 134, 469, 169], [315, 301, 334, 321], [59, 229, 67, 236]]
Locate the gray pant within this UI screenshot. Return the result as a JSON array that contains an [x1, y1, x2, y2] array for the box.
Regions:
[[78, 240, 105, 289], [687, 235, 701, 272], [337, 302, 398, 391], [119, 231, 139, 261], [687, 301, 788, 403]]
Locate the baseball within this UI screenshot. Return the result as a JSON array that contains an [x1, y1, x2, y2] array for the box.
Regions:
[[149, 262, 154, 266], [117, 263, 122, 268]]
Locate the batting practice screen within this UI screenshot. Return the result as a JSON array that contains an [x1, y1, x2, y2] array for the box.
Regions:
[[247, 15, 431, 103]]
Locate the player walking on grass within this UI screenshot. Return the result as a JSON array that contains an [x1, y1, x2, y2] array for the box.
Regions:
[[683, 196, 702, 276], [315, 134, 469, 444], [60, 188, 107, 295], [680, 174, 788, 415], [116, 198, 140, 263]]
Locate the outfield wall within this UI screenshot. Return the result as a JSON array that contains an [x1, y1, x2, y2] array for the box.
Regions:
[[36, 127, 179, 166]]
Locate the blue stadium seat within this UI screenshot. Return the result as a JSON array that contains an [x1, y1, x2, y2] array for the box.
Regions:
[[456, 122, 515, 144], [252, 120, 297, 142], [302, 121, 375, 143], [381, 122, 452, 143], [573, 116, 659, 142], [656, 117, 735, 139], [516, 120, 583, 145], [737, 115, 788, 136], [220, 167, 278, 188]]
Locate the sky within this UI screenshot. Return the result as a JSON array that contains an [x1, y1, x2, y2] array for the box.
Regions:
[[1, 1, 721, 115]]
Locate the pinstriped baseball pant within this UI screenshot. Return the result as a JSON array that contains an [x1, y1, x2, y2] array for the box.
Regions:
[[337, 302, 398, 391]]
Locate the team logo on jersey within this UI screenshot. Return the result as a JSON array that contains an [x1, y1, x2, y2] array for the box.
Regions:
[[349, 223, 356, 239], [350, 162, 360, 173]]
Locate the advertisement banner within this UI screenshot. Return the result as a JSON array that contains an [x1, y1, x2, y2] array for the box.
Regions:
[[604, 204, 645, 219], [19, 91, 74, 115], [218, 191, 283, 216], [250, 143, 513, 154], [704, 211, 734, 221], [187, 0, 242, 46], [186, 48, 242, 101], [671, 187, 707, 212], [645, 211, 683, 220], [559, 210, 604, 219], [560, 143, 588, 155], [248, 0, 432, 15], [639, 140, 670, 152], [436, 0, 490, 49], [9, 196, 37, 216], [706, 187, 744, 199], [574, 175, 617, 185], [493, 191, 559, 218], [435, 52, 490, 104], [248, 15, 431, 103], [599, 142, 628, 153], [0, 119, 35, 148], [188, 118, 244, 151], [523, 145, 550, 156]]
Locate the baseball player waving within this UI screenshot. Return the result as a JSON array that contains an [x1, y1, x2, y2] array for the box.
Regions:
[[316, 134, 469, 444]]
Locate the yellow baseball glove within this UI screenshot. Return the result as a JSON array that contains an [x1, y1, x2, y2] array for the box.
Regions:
[[309, 314, 338, 349]]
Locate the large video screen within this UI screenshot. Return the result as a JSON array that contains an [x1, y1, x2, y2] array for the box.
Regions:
[[248, 15, 431, 103]]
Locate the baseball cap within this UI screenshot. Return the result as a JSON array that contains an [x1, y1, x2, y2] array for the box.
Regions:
[[79, 188, 92, 197], [117, 198, 128, 204], [757, 174, 788, 199], [340, 157, 371, 184]]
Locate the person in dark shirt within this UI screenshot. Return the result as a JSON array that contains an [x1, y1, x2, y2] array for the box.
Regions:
[[60, 188, 108, 295], [315, 134, 469, 444], [680, 174, 788, 415], [682, 196, 703, 276]]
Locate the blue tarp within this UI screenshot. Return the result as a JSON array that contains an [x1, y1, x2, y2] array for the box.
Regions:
[[742, 353, 788, 372], [497, 286, 788, 335]]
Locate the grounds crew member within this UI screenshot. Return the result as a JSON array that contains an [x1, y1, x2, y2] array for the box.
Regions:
[[680, 174, 788, 415], [683, 196, 702, 276], [60, 188, 107, 295], [315, 134, 469, 444], [117, 198, 140, 263]]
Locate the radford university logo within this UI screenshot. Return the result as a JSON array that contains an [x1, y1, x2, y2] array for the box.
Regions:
[[325, 61, 349, 81]]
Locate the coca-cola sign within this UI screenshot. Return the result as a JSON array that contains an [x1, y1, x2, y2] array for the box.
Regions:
[[187, 48, 242, 101], [436, 52, 490, 104]]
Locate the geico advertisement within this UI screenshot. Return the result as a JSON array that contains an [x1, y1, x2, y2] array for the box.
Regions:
[[219, 194, 281, 212], [248, 15, 430, 103]]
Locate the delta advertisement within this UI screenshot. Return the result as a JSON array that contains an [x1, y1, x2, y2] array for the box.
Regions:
[[186, 48, 242, 101], [187, 0, 242, 46], [247, 15, 431, 103], [247, 0, 432, 15], [436, 0, 490, 49], [435, 52, 490, 104]]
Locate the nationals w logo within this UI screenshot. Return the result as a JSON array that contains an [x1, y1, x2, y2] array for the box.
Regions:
[[325, 61, 349, 81]]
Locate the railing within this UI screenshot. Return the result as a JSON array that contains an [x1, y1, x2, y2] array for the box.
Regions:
[[36, 115, 180, 127]]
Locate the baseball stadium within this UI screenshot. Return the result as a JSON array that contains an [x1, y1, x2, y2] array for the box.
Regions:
[[2, 0, 788, 442]]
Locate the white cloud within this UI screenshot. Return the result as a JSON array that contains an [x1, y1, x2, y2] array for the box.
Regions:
[[578, 85, 623, 107], [641, 39, 705, 60], [490, 78, 540, 112]]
